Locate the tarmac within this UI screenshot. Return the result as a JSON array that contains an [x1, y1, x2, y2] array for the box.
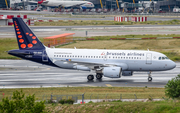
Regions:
[[1, 25, 180, 38], [0, 60, 179, 88]]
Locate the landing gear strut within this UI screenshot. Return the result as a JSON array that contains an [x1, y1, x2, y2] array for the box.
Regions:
[[148, 72, 152, 81], [96, 73, 102, 79], [87, 74, 94, 81]]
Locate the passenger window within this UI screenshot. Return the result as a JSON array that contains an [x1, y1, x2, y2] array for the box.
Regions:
[[59, 55, 61, 57], [96, 56, 98, 58], [62, 55, 63, 57], [109, 56, 111, 58]]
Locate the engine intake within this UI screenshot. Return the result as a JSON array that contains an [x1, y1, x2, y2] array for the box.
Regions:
[[103, 67, 122, 78]]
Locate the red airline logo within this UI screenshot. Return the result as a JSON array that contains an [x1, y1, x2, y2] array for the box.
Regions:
[[101, 52, 105, 55]]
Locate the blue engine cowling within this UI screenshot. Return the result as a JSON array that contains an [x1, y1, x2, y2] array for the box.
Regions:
[[81, 6, 87, 9]]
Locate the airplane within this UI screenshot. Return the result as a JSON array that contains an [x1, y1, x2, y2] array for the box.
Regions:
[[8, 17, 176, 81], [29, 0, 94, 9]]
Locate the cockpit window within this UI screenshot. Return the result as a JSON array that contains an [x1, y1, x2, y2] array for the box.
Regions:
[[159, 56, 169, 60]]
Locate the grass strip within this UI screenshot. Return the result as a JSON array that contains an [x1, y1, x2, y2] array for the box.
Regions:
[[45, 100, 180, 113], [35, 19, 180, 26], [0, 87, 165, 100]]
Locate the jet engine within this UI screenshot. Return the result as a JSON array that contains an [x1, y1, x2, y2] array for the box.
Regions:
[[103, 67, 122, 78], [80, 6, 87, 9], [122, 71, 133, 76]]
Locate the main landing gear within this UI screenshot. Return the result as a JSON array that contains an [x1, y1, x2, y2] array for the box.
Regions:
[[87, 74, 94, 81], [87, 73, 103, 81], [96, 73, 102, 80], [148, 72, 152, 81]]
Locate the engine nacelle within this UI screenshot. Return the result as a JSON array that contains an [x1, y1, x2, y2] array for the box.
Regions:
[[103, 67, 122, 78], [122, 71, 133, 76], [80, 6, 87, 9]]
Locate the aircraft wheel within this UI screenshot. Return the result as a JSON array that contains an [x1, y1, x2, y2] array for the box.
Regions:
[[96, 74, 102, 79], [148, 77, 152, 81], [87, 75, 94, 81]]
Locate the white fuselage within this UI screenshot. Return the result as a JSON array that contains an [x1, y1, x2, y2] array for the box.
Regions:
[[46, 48, 176, 71], [41, 0, 94, 8]]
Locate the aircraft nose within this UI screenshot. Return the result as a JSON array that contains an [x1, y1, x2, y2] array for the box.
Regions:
[[169, 61, 176, 69]]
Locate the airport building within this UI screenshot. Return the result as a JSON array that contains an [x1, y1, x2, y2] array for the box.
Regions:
[[0, 0, 10, 8], [0, 0, 180, 12]]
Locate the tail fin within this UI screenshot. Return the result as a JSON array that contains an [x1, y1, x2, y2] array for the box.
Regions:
[[13, 17, 45, 50]]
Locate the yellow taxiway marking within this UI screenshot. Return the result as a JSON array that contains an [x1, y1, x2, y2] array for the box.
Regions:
[[106, 84, 112, 87]]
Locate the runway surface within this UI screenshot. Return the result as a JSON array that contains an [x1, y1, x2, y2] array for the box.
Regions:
[[0, 60, 179, 88], [1, 25, 180, 38]]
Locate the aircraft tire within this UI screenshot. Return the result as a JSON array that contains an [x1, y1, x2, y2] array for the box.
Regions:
[[87, 75, 94, 81], [96, 74, 102, 79], [148, 77, 152, 81]]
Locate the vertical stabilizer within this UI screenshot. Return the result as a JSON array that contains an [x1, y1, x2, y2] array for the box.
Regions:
[[13, 17, 45, 50]]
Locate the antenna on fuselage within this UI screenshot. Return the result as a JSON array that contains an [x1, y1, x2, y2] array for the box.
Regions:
[[147, 48, 149, 51], [74, 47, 76, 49]]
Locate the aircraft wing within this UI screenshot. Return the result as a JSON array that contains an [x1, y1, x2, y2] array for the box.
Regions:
[[58, 59, 118, 69]]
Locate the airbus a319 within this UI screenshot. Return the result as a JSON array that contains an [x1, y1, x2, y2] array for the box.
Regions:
[[8, 18, 176, 81]]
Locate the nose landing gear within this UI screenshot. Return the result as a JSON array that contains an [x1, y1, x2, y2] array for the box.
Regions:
[[148, 71, 152, 81]]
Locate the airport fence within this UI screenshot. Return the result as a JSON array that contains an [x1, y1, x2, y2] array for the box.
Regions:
[[0, 93, 166, 104]]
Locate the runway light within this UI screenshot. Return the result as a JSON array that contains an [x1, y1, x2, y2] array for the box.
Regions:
[[19, 39, 24, 43], [29, 34, 33, 36], [18, 35, 22, 38], [16, 26, 18, 28], [16, 29, 19, 31], [21, 44, 26, 48], [26, 32, 29, 35]]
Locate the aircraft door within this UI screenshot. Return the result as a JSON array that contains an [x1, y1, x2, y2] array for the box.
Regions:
[[42, 50, 48, 62], [103, 55, 107, 61], [146, 53, 152, 64]]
